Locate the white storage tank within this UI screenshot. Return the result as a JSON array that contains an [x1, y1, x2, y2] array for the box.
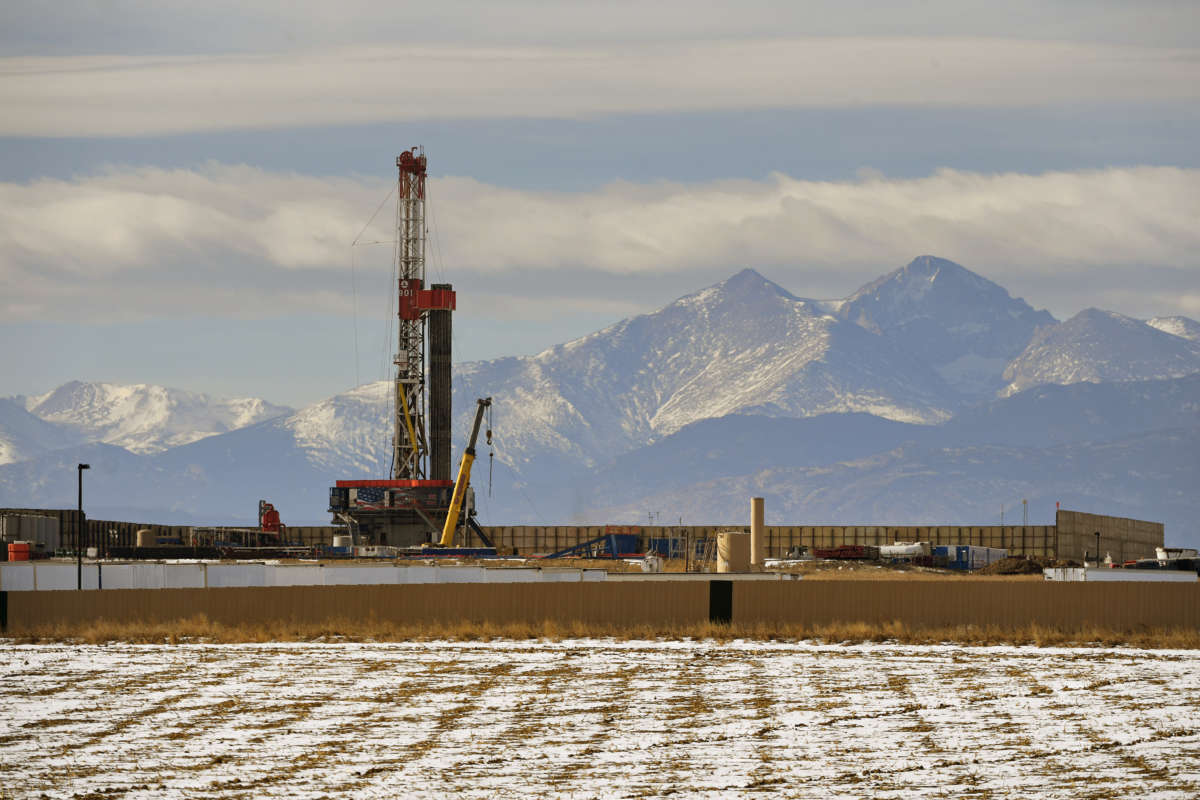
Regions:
[[879, 542, 929, 559]]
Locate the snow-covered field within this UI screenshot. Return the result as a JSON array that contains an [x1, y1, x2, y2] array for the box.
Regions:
[[2, 639, 1199, 798]]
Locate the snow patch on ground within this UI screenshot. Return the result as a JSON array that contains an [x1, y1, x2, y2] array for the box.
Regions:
[[3, 639, 1199, 798]]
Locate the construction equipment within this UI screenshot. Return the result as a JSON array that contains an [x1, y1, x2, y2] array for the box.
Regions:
[[436, 397, 492, 547], [543, 533, 641, 560], [813, 544, 881, 560], [258, 500, 285, 537]]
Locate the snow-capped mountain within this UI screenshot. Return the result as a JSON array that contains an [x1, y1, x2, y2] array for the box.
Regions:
[[281, 381, 391, 476], [838, 255, 1055, 396], [1147, 315, 1200, 343], [0, 387, 393, 526], [19, 381, 293, 455], [0, 398, 83, 466], [452, 267, 956, 483], [1000, 309, 1200, 397], [3, 256, 1199, 543]]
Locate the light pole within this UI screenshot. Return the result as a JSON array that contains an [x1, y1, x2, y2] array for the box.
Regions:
[[77, 463, 89, 590]]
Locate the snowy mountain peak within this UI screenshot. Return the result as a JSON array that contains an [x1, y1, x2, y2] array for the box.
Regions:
[[907, 254, 947, 273], [1147, 315, 1200, 343], [668, 268, 807, 318], [537, 269, 806, 360], [716, 268, 798, 300], [838, 256, 1055, 396], [449, 264, 959, 486], [25, 380, 102, 416], [20, 380, 293, 454], [843, 256, 1045, 322], [1075, 307, 1139, 326], [844, 255, 994, 312], [1001, 308, 1200, 397], [286, 381, 390, 475], [902, 254, 979, 283]]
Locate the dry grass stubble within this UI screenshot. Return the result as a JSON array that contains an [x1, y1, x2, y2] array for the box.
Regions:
[[5, 615, 1199, 649]]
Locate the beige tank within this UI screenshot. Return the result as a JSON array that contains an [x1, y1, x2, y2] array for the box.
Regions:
[[717, 531, 750, 573], [135, 529, 155, 548], [332, 534, 353, 548]]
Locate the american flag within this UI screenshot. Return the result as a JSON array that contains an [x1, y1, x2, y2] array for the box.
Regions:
[[356, 487, 386, 510]]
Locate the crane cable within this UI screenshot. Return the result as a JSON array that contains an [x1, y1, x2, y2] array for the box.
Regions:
[[351, 185, 397, 248], [348, 246, 361, 389], [486, 401, 494, 498]]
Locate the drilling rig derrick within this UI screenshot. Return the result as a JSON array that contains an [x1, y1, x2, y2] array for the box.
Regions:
[[329, 148, 471, 549], [393, 148, 429, 480]]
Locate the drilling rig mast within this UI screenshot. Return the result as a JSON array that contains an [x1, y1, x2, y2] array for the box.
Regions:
[[393, 148, 428, 480], [329, 148, 470, 549]]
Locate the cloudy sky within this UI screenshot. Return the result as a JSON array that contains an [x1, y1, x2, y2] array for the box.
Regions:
[[2, 1, 1198, 406]]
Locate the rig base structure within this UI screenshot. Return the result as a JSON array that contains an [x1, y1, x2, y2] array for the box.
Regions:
[[329, 479, 478, 548]]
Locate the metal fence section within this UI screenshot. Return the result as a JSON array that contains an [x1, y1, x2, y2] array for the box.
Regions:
[[3, 579, 1197, 633], [0, 509, 1164, 563]]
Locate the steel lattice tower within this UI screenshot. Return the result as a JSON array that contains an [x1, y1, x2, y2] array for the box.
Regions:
[[392, 148, 428, 479]]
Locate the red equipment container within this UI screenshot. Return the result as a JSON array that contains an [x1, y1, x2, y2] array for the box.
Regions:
[[813, 544, 880, 560], [8, 541, 32, 562]]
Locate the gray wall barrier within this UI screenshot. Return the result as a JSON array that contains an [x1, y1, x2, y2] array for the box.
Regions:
[[0, 562, 608, 592]]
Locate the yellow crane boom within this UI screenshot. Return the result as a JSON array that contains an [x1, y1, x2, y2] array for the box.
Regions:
[[438, 397, 492, 546]]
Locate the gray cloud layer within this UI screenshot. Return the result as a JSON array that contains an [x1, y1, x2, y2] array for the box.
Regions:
[[3, 37, 1198, 137], [3, 164, 1198, 322], [4, 1, 1198, 54]]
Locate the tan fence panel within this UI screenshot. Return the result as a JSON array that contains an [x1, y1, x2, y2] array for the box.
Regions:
[[5, 582, 711, 630], [734, 581, 1200, 629], [6, 579, 1198, 633]]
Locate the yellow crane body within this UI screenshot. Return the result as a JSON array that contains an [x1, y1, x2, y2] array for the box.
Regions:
[[437, 397, 491, 546], [438, 452, 475, 546]]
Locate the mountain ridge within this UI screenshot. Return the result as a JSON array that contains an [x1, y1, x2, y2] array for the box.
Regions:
[[1001, 308, 1200, 397], [839, 255, 1056, 396], [5, 380, 293, 461], [3, 256, 1198, 545]]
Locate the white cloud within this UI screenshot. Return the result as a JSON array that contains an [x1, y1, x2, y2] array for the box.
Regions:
[[2, 37, 1197, 136], [436, 167, 1200, 279], [2, 163, 1199, 321], [0, 165, 375, 276]]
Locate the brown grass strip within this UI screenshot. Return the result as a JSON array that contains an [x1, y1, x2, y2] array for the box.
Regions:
[[4, 615, 1199, 649]]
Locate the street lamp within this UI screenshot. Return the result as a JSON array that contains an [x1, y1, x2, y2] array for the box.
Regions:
[[77, 463, 89, 590]]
